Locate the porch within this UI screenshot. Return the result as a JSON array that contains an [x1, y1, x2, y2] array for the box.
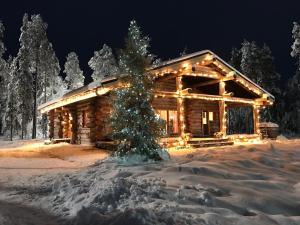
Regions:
[[152, 60, 272, 145]]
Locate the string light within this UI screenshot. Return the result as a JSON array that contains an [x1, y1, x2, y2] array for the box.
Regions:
[[154, 91, 256, 105], [39, 87, 112, 113]]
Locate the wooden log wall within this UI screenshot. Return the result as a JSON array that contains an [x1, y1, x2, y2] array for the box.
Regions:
[[75, 99, 97, 145], [152, 97, 177, 110], [154, 77, 176, 92], [185, 99, 220, 137], [69, 107, 78, 144], [94, 95, 113, 141], [62, 109, 70, 138], [47, 110, 54, 139], [53, 108, 63, 139]]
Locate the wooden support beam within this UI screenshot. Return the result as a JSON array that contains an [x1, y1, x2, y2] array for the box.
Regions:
[[176, 76, 185, 137], [193, 79, 220, 88], [155, 73, 176, 82], [154, 91, 255, 105], [253, 105, 260, 135], [219, 100, 226, 135], [191, 75, 236, 89], [219, 81, 226, 136]]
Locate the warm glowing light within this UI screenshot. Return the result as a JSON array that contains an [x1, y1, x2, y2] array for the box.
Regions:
[[204, 54, 214, 61]]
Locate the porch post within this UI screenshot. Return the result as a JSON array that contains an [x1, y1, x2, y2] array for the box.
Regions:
[[176, 76, 185, 137], [47, 110, 54, 140], [219, 81, 227, 136], [253, 104, 260, 135], [53, 107, 63, 138], [69, 107, 78, 144], [62, 109, 69, 138]]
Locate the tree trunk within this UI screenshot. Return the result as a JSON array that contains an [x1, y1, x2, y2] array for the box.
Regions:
[[21, 117, 24, 140], [43, 74, 47, 138], [10, 114, 13, 141], [32, 72, 37, 139]]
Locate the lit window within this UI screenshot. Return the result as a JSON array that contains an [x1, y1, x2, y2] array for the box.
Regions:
[[157, 110, 168, 132], [157, 110, 179, 135], [209, 112, 214, 121], [168, 110, 179, 134], [202, 111, 207, 125]]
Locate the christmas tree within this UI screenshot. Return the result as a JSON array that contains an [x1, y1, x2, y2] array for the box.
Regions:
[[111, 20, 166, 160]]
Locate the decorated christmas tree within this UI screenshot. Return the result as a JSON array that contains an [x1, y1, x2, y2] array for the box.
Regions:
[[111, 20, 166, 160]]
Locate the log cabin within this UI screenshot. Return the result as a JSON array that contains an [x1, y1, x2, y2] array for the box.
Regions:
[[38, 50, 274, 147]]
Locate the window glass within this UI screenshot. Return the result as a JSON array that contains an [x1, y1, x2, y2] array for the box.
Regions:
[[169, 110, 178, 134], [202, 111, 207, 124], [157, 110, 178, 135], [157, 110, 168, 132], [209, 112, 214, 121]]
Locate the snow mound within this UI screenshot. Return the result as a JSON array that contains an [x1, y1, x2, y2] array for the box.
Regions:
[[277, 135, 288, 141], [259, 122, 279, 128], [50, 165, 167, 217]]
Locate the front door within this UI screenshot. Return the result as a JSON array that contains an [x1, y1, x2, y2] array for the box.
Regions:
[[202, 111, 209, 136], [202, 111, 215, 137]]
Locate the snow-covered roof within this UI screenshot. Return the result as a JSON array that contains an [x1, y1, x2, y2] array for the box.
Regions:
[[151, 49, 275, 100], [38, 77, 118, 113], [39, 49, 275, 113]]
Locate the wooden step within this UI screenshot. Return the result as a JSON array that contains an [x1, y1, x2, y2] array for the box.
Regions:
[[95, 141, 118, 151], [188, 138, 229, 144], [190, 141, 234, 148], [51, 138, 71, 144]]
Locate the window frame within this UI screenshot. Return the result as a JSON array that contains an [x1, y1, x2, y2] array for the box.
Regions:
[[157, 109, 179, 136]]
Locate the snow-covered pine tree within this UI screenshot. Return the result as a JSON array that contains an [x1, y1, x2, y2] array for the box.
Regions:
[[63, 52, 84, 90], [5, 58, 20, 141], [229, 47, 242, 71], [88, 44, 119, 82], [287, 22, 300, 133], [230, 40, 281, 124], [16, 14, 34, 139], [22, 14, 49, 139], [240, 40, 264, 86], [0, 21, 9, 135], [16, 48, 33, 139], [18, 14, 62, 138], [110, 20, 165, 161]]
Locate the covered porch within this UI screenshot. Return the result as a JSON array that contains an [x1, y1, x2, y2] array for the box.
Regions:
[[152, 52, 273, 146]]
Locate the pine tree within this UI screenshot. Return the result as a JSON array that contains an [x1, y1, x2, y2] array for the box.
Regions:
[[5, 58, 19, 141], [64, 52, 84, 90], [16, 48, 33, 139], [230, 40, 281, 123], [287, 22, 300, 133], [18, 14, 62, 138], [16, 14, 34, 139], [88, 44, 119, 82], [229, 47, 242, 71], [240, 40, 264, 85], [22, 14, 49, 139], [110, 21, 165, 160], [0, 21, 9, 135]]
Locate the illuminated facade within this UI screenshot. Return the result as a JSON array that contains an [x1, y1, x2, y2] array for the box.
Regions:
[[38, 50, 274, 146]]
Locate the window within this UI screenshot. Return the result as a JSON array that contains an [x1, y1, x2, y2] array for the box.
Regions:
[[82, 111, 88, 127], [202, 111, 207, 125], [157, 110, 179, 135], [209, 112, 214, 121], [168, 110, 179, 134]]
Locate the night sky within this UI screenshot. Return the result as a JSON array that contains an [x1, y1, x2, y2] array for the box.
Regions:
[[1, 0, 300, 83]]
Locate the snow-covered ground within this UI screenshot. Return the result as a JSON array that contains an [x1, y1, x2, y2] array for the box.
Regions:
[[0, 139, 300, 225]]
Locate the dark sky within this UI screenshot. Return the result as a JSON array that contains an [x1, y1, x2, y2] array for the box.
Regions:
[[1, 0, 300, 83]]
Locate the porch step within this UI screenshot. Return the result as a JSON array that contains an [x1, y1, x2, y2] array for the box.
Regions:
[[187, 138, 234, 148], [51, 138, 71, 144], [95, 141, 118, 151], [188, 138, 229, 144]]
